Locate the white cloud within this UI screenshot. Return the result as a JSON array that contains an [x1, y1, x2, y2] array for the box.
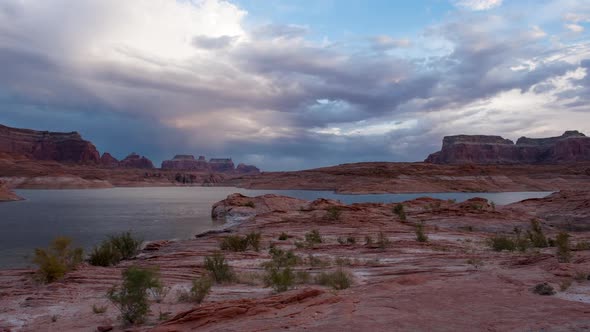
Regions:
[[453, 0, 503, 11], [565, 23, 585, 33]]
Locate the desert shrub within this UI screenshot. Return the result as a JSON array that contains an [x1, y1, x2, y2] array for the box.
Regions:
[[89, 232, 142, 267], [244, 201, 255, 208], [92, 304, 108, 314], [315, 269, 352, 290], [415, 224, 428, 243], [177, 277, 212, 304], [575, 241, 590, 250], [262, 247, 300, 292], [393, 204, 406, 221], [556, 232, 572, 263], [337, 237, 346, 245], [513, 227, 530, 252], [219, 232, 261, 252], [326, 206, 342, 221], [305, 230, 322, 246], [33, 236, 84, 283], [532, 282, 555, 296], [364, 235, 373, 246], [489, 235, 516, 252], [466, 258, 484, 268], [377, 232, 391, 249], [559, 279, 572, 291], [574, 272, 589, 281], [307, 254, 330, 268], [107, 266, 162, 325], [204, 252, 234, 283], [278, 232, 289, 241], [346, 236, 356, 245], [527, 219, 548, 248], [149, 285, 170, 303]]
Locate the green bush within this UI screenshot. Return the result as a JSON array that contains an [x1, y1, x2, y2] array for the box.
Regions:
[[89, 232, 142, 267], [33, 237, 84, 283], [527, 219, 548, 248], [556, 232, 572, 263], [393, 204, 406, 221], [305, 230, 322, 246], [489, 235, 517, 251], [107, 266, 162, 325], [415, 224, 428, 243], [244, 201, 255, 208], [204, 252, 234, 283], [532, 282, 555, 296], [326, 206, 342, 221], [219, 232, 261, 252], [92, 304, 108, 314], [315, 269, 352, 290], [278, 232, 289, 241], [178, 277, 212, 303], [377, 232, 391, 249], [263, 247, 300, 292]]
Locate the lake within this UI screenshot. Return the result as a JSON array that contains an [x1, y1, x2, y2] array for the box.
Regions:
[[0, 187, 551, 268]]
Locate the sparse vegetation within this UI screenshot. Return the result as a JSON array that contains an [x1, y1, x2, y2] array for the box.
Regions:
[[177, 277, 212, 304], [219, 232, 261, 252], [377, 232, 391, 249], [575, 241, 590, 250], [532, 282, 555, 295], [244, 201, 256, 208], [315, 269, 352, 290], [364, 235, 373, 246], [393, 203, 406, 221], [489, 234, 517, 252], [92, 304, 108, 314], [326, 206, 342, 221], [33, 236, 84, 283], [559, 279, 572, 291], [415, 223, 428, 243], [466, 258, 484, 269], [262, 247, 300, 292], [107, 266, 162, 325], [204, 252, 234, 283], [338, 235, 357, 245], [556, 232, 572, 263], [527, 219, 548, 248], [89, 232, 142, 267], [307, 254, 330, 268], [278, 232, 289, 241], [305, 230, 322, 246]]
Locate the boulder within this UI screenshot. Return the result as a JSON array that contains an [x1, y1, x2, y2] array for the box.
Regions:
[[426, 131, 590, 164]]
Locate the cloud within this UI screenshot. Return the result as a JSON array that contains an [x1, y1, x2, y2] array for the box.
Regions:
[[453, 0, 503, 11], [0, 0, 589, 170], [565, 23, 585, 33]]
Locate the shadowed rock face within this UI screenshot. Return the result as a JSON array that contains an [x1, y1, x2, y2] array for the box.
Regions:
[[161, 155, 260, 174], [99, 152, 119, 168], [426, 131, 590, 164], [119, 153, 154, 169], [161, 154, 209, 171], [0, 124, 100, 163]]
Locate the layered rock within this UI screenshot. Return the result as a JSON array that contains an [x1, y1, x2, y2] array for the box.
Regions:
[[119, 153, 154, 169], [0, 124, 100, 163], [161, 155, 260, 174], [426, 131, 590, 164], [208, 158, 235, 172], [236, 163, 260, 174], [161, 155, 209, 171], [99, 152, 119, 168]]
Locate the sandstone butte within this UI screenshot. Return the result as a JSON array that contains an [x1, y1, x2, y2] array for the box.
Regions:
[[0, 191, 589, 331], [160, 155, 260, 174]]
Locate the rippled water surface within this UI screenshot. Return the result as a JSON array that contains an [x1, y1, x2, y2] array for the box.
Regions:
[[0, 187, 551, 268]]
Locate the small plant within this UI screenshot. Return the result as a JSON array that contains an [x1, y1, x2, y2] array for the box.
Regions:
[[377, 232, 391, 249], [305, 230, 322, 246], [315, 269, 352, 290], [556, 232, 572, 263], [33, 236, 84, 283], [346, 236, 356, 245], [513, 227, 530, 252], [326, 206, 342, 221], [559, 279, 572, 291], [51, 315, 58, 323], [466, 258, 484, 269], [532, 282, 555, 296], [92, 304, 108, 314], [262, 247, 300, 292], [335, 257, 353, 266], [107, 266, 162, 325], [244, 201, 256, 208], [149, 285, 170, 303], [527, 219, 548, 248], [110, 232, 142, 260], [278, 232, 289, 241], [219, 232, 261, 252], [489, 234, 516, 252], [364, 235, 373, 246], [177, 277, 212, 304], [89, 232, 142, 267], [393, 204, 406, 221], [204, 252, 234, 283], [415, 223, 428, 243], [307, 254, 330, 268], [337, 237, 346, 245], [575, 241, 590, 250]]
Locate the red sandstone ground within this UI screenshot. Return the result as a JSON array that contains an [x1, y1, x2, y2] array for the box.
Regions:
[[0, 191, 589, 331], [229, 161, 590, 193]]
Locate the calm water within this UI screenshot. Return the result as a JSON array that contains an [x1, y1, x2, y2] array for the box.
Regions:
[[0, 187, 551, 268]]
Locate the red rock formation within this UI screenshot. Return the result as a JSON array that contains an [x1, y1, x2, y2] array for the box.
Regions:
[[161, 155, 209, 171], [0, 181, 22, 202], [209, 158, 235, 172], [119, 153, 154, 169], [236, 163, 260, 174], [0, 124, 100, 163], [426, 130, 590, 164], [99, 152, 119, 168]]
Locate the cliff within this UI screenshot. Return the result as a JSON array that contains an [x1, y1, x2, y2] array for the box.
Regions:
[[0, 124, 100, 163], [0, 181, 22, 202], [161, 155, 260, 174], [425, 131, 590, 164], [119, 153, 154, 169], [99, 152, 120, 168]]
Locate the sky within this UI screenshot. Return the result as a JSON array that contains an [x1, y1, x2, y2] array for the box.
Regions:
[[0, 0, 589, 170]]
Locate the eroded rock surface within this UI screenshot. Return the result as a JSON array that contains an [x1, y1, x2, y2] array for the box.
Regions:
[[1, 192, 589, 331], [0, 181, 22, 202], [119, 153, 154, 169]]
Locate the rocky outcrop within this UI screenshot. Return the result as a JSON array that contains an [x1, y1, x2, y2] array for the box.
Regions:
[[161, 155, 260, 174], [0, 124, 100, 163], [161, 155, 209, 171], [99, 152, 119, 168], [0, 181, 22, 202], [119, 153, 154, 169], [426, 131, 590, 164]]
